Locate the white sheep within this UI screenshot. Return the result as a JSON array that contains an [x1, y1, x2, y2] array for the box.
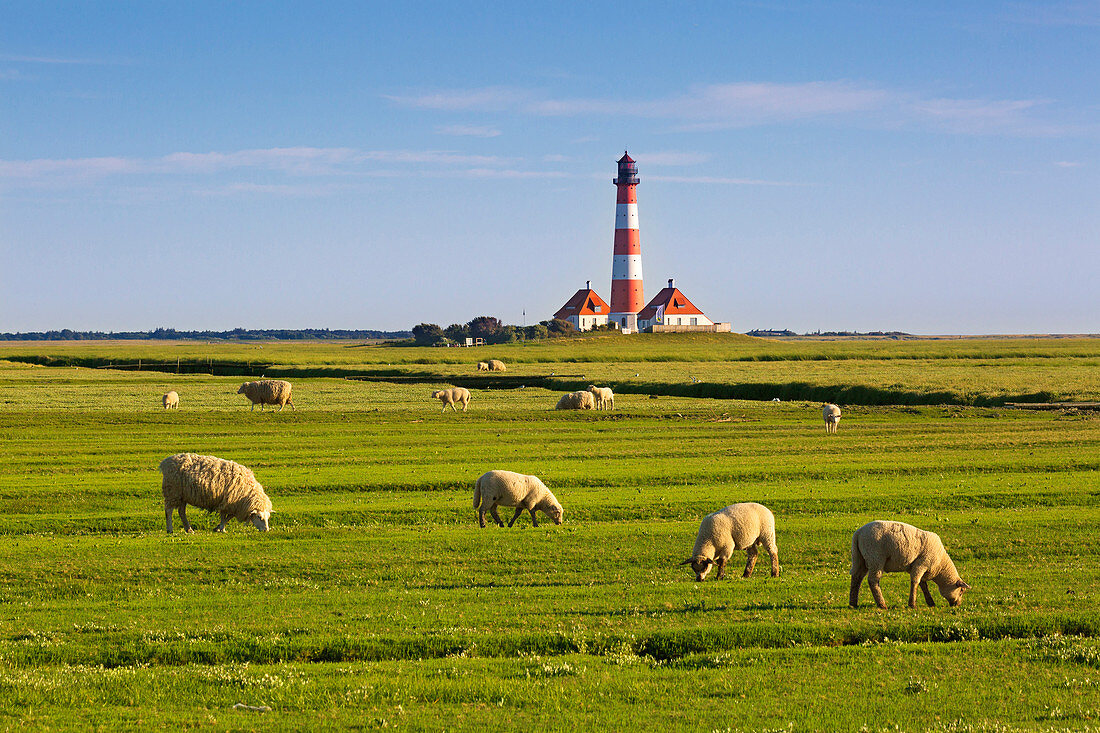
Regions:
[[681, 503, 780, 581], [159, 453, 272, 534], [431, 387, 471, 413], [487, 359, 507, 372], [162, 391, 179, 410], [473, 470, 564, 528], [555, 390, 595, 410], [237, 379, 294, 411], [587, 385, 614, 410], [823, 403, 842, 433], [477, 362, 489, 372], [849, 520, 971, 609]]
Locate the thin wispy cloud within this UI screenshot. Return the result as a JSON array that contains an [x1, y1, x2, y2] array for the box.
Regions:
[[0, 53, 127, 65], [0, 147, 525, 191], [435, 124, 502, 138], [1054, 160, 1083, 167], [1006, 1, 1100, 26], [647, 174, 798, 186], [388, 81, 1073, 137]]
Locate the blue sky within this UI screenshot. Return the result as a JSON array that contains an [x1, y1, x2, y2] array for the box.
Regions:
[[2, 1, 1097, 334]]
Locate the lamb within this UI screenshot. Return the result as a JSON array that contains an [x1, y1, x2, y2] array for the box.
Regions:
[[431, 387, 471, 413], [237, 380, 294, 411], [681, 503, 780, 581], [162, 391, 179, 409], [477, 362, 489, 372], [487, 359, 507, 372], [849, 520, 971, 609], [555, 390, 595, 410], [473, 469, 564, 528], [159, 453, 272, 534], [587, 385, 614, 410], [823, 403, 842, 433]]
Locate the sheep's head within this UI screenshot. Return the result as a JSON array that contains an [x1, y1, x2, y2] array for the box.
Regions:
[[680, 555, 715, 581], [237, 383, 250, 394], [431, 390, 443, 398], [939, 578, 971, 607], [546, 505, 564, 525], [249, 509, 271, 532]]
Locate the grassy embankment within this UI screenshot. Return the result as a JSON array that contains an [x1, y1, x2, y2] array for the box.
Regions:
[[0, 335, 1098, 729]]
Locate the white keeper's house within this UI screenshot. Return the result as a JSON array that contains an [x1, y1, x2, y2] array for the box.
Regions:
[[553, 281, 610, 331], [637, 279, 722, 332]]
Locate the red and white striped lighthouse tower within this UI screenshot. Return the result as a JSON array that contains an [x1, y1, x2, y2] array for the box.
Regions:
[[610, 151, 644, 332]]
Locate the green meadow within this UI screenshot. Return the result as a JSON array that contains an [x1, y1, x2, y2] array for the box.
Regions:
[[0, 334, 1098, 730]]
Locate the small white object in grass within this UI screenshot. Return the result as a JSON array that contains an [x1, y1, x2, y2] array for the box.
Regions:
[[232, 703, 272, 712]]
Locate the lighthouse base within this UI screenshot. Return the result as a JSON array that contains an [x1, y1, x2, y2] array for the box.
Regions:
[[609, 313, 639, 334]]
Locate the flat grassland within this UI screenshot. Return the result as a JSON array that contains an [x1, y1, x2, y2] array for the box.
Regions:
[[0, 335, 1098, 730]]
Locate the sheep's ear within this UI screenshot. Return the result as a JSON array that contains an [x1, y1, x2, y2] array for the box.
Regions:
[[957, 580, 971, 590], [679, 558, 694, 566]]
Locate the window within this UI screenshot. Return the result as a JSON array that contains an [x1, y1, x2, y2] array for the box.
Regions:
[[622, 317, 627, 327], [690, 318, 698, 326], [594, 305, 601, 312]]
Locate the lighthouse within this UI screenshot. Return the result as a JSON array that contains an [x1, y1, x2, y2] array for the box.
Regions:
[[609, 152, 644, 332]]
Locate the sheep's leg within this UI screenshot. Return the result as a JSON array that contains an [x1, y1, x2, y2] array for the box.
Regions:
[[743, 546, 759, 578], [461, 401, 468, 412], [489, 505, 505, 527], [478, 506, 487, 528], [908, 573, 921, 608], [764, 539, 780, 577], [164, 505, 174, 534], [528, 508, 539, 527], [715, 556, 727, 580], [849, 571, 866, 608], [868, 570, 887, 609], [920, 579, 936, 607], [506, 507, 525, 527], [215, 513, 229, 533], [178, 505, 194, 533]]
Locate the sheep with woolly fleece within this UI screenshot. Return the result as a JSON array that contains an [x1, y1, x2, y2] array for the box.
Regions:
[[849, 520, 971, 609], [681, 503, 780, 581], [555, 390, 595, 410], [823, 403, 842, 433], [477, 362, 489, 372], [162, 391, 179, 410], [431, 387, 471, 413], [237, 379, 294, 411], [473, 469, 563, 528], [159, 453, 272, 534], [487, 359, 507, 372], [587, 385, 614, 410]]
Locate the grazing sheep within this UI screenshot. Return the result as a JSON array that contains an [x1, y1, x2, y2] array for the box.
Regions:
[[477, 362, 490, 372], [431, 387, 471, 413], [162, 391, 179, 410], [159, 453, 272, 534], [555, 390, 595, 410], [587, 385, 615, 410], [473, 469, 563, 528], [487, 359, 507, 372], [681, 503, 780, 581], [849, 520, 971, 609], [823, 403, 842, 433], [237, 380, 294, 411]]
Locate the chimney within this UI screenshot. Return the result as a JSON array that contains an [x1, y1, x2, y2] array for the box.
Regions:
[[586, 280, 590, 290], [668, 278, 674, 289]]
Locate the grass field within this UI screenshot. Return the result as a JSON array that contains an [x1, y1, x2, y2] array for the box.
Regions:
[[1, 335, 1098, 730]]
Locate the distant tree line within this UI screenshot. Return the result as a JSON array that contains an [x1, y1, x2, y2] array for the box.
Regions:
[[747, 329, 911, 338], [0, 327, 412, 341], [410, 316, 596, 346]]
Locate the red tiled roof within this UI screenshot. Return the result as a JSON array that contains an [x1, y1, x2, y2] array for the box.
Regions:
[[637, 287, 705, 320], [554, 288, 610, 320]]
